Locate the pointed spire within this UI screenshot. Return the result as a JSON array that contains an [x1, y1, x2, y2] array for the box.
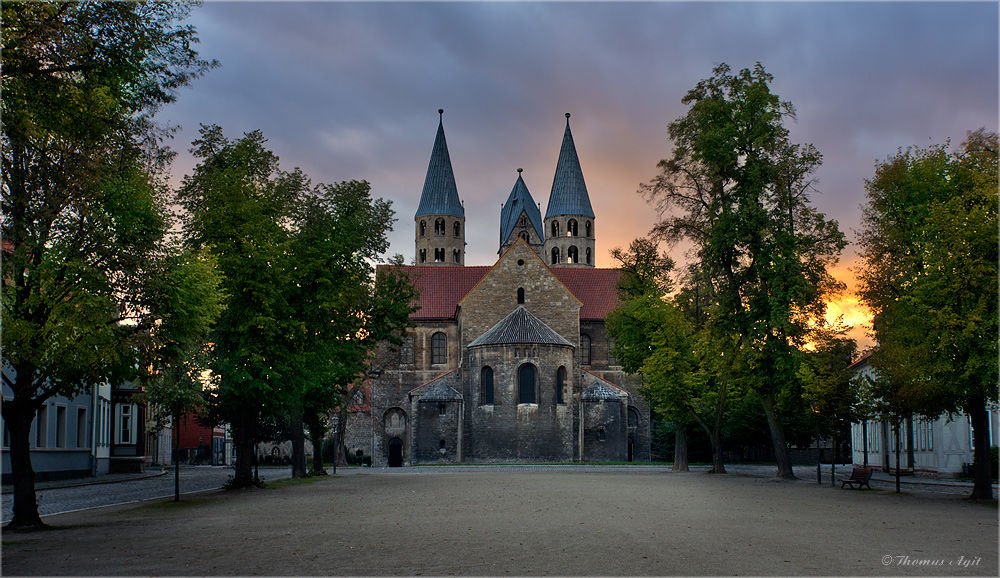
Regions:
[[545, 113, 595, 219], [499, 169, 545, 249], [415, 109, 464, 218]]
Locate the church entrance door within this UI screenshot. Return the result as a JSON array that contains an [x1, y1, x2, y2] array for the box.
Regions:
[[627, 436, 635, 462], [388, 438, 403, 467]]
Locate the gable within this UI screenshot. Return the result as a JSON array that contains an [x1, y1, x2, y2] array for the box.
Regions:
[[460, 239, 581, 346]]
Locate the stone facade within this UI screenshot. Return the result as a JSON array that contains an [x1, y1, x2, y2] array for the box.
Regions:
[[366, 111, 649, 466]]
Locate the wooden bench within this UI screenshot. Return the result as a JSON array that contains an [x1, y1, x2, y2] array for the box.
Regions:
[[839, 467, 874, 490]]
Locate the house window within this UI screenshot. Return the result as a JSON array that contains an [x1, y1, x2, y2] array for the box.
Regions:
[[55, 405, 67, 448], [454, 221, 461, 237], [581, 334, 591, 365], [608, 338, 617, 365], [439, 403, 447, 416], [435, 218, 446, 235], [35, 406, 48, 448], [518, 364, 537, 404], [556, 366, 566, 404], [568, 219, 578, 236], [597, 427, 607, 442], [118, 404, 132, 445], [481, 367, 494, 405], [517, 288, 525, 304], [567, 246, 578, 264], [77, 407, 89, 448], [431, 332, 447, 365]]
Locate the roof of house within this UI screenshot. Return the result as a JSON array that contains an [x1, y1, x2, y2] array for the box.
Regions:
[[415, 111, 464, 218], [392, 264, 622, 321], [581, 381, 623, 401], [545, 114, 595, 219], [467, 306, 574, 348], [418, 380, 463, 401], [499, 172, 545, 249]]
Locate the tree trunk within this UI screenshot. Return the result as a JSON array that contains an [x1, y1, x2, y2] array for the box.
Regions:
[[710, 379, 728, 474], [759, 392, 796, 479], [967, 397, 994, 500], [335, 410, 349, 467], [309, 417, 326, 475], [288, 398, 307, 478], [672, 421, 689, 472], [230, 415, 256, 488], [2, 398, 45, 529]]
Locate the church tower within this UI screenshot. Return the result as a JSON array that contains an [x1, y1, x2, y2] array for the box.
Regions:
[[415, 110, 466, 266], [498, 168, 545, 256], [544, 113, 595, 268]]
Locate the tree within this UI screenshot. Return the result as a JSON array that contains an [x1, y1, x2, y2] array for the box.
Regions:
[[856, 129, 998, 499], [640, 63, 847, 479], [179, 125, 305, 487], [1, 0, 214, 529], [139, 249, 223, 501], [180, 126, 417, 485]]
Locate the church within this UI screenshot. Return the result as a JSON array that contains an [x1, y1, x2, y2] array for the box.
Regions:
[[367, 111, 650, 466]]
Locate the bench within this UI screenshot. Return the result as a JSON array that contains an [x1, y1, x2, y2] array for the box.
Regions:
[[839, 467, 873, 490]]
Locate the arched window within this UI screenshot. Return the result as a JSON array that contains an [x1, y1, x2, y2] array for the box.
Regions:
[[567, 246, 578, 264], [518, 364, 536, 404], [519, 231, 529, 243], [608, 338, 617, 365], [481, 366, 494, 405], [454, 221, 461, 237], [435, 218, 445, 235], [419, 249, 426, 263], [517, 287, 525, 304], [585, 221, 592, 238], [420, 221, 427, 237], [434, 248, 445, 262], [568, 219, 578, 236], [453, 249, 461, 263], [431, 332, 447, 365], [586, 247, 592, 265], [556, 366, 566, 404], [580, 334, 591, 365], [551, 220, 560, 238], [551, 247, 560, 265]]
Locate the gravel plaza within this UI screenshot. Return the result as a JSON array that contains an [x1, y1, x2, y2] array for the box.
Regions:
[[2, 466, 997, 576]]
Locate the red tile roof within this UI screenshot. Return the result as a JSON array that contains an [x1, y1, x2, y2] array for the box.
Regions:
[[382, 264, 621, 321], [552, 268, 622, 320]]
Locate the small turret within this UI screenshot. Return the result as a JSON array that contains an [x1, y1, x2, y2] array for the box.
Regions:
[[499, 168, 545, 256], [415, 109, 465, 266], [544, 113, 595, 267]]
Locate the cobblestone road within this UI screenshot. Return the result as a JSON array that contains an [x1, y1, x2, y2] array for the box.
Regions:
[[1, 466, 292, 520]]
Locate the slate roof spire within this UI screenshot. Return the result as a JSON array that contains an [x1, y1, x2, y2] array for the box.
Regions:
[[415, 109, 464, 218], [545, 113, 595, 219], [499, 168, 545, 251]]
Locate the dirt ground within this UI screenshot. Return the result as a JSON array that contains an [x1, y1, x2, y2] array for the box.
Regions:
[[2, 469, 997, 576]]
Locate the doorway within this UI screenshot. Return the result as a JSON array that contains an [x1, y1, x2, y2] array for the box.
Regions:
[[388, 438, 403, 467]]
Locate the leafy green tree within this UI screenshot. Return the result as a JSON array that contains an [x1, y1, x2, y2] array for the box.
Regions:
[[640, 63, 847, 479], [180, 126, 417, 485], [1, 0, 213, 529], [179, 125, 306, 487], [139, 249, 223, 500], [856, 129, 998, 499]]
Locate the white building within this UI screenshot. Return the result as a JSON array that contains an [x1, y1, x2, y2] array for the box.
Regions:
[[849, 352, 998, 478]]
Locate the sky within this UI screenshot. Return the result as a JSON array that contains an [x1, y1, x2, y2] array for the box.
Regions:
[[156, 1, 999, 351]]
